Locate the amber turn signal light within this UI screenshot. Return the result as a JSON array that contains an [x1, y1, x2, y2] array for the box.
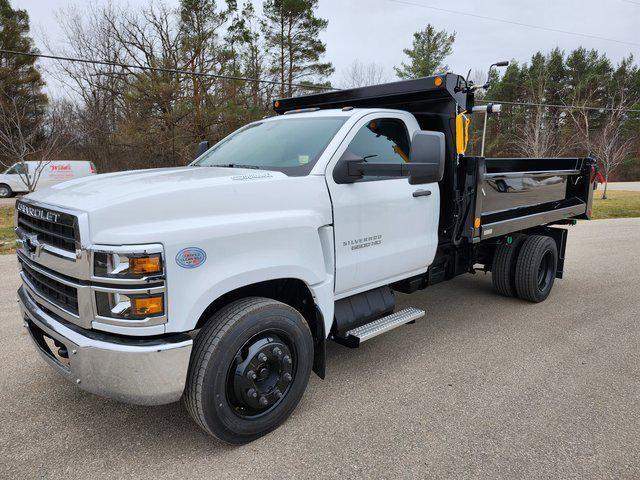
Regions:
[[129, 255, 162, 275], [131, 296, 164, 316]]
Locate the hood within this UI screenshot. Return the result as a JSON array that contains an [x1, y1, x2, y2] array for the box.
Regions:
[[27, 166, 287, 211], [23, 166, 331, 244]]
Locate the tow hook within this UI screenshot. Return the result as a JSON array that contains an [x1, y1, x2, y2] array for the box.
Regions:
[[54, 339, 69, 359]]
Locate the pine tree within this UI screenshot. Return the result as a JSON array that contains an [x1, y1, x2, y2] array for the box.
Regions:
[[262, 0, 334, 97], [222, 1, 268, 119], [0, 0, 47, 141], [394, 24, 455, 79], [180, 0, 231, 141]]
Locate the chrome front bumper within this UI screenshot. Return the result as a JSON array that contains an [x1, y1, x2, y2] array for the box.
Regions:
[[18, 286, 193, 406]]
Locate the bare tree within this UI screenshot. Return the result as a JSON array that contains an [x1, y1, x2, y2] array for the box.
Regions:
[[591, 111, 636, 199], [513, 104, 572, 158], [567, 69, 637, 199], [340, 60, 388, 89], [513, 60, 569, 158], [0, 92, 68, 192]]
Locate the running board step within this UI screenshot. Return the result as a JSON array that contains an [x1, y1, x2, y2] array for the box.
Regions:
[[336, 307, 425, 348]]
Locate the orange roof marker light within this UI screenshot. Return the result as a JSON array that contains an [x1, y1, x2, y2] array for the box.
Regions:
[[434, 76, 443, 87], [274, 100, 280, 108]]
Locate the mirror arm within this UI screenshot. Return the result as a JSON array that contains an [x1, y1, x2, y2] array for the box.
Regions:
[[345, 160, 441, 185], [347, 161, 409, 178]]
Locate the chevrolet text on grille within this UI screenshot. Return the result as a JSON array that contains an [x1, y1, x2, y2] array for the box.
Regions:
[[16, 203, 61, 223]]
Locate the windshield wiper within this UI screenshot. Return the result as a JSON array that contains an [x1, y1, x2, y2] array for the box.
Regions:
[[207, 163, 261, 169]]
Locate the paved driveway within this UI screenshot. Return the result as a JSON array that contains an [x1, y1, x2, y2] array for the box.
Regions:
[[598, 181, 640, 192], [1, 218, 638, 479]]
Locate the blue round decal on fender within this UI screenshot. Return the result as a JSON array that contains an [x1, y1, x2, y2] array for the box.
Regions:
[[176, 247, 207, 269]]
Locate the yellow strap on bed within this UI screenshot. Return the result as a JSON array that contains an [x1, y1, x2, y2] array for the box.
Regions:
[[393, 144, 410, 163]]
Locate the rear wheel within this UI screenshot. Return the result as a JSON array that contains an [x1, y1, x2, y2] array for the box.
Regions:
[[492, 233, 527, 297], [183, 297, 313, 444], [514, 235, 558, 303], [0, 184, 12, 198]]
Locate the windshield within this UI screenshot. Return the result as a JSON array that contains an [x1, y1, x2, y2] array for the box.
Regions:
[[192, 116, 347, 175], [5, 163, 27, 174]]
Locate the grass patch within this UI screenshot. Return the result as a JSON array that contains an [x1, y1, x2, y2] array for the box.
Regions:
[[0, 205, 15, 254], [592, 190, 640, 220]]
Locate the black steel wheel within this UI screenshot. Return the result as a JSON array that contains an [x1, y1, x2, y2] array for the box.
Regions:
[[227, 331, 295, 418], [514, 235, 558, 303], [183, 297, 313, 444], [492, 233, 527, 297]]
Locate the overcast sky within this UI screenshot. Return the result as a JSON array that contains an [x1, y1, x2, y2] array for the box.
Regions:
[[11, 0, 640, 97]]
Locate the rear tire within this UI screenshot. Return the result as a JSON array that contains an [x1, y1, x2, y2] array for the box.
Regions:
[[183, 297, 313, 444], [0, 184, 12, 198], [492, 233, 527, 297], [514, 235, 558, 303]]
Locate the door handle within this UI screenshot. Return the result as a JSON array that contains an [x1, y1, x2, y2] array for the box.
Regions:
[[412, 189, 432, 198]]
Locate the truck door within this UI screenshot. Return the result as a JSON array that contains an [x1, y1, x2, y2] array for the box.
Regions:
[[326, 113, 440, 297]]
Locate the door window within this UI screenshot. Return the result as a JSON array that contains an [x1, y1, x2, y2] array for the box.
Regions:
[[347, 118, 410, 165]]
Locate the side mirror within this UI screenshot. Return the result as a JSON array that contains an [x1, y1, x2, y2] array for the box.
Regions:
[[333, 130, 445, 185], [195, 140, 210, 160], [407, 131, 445, 184]]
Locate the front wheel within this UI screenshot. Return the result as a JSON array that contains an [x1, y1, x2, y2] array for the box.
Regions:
[[183, 297, 313, 444], [514, 235, 558, 303], [0, 184, 13, 198]]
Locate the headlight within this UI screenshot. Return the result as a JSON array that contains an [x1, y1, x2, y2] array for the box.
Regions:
[[94, 250, 163, 279], [91, 244, 167, 327], [95, 292, 165, 319]]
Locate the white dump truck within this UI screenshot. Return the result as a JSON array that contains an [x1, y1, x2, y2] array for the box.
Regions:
[[15, 74, 596, 443]]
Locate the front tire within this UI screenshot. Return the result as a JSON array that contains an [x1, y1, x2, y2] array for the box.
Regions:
[[514, 235, 558, 303], [0, 184, 12, 198], [183, 297, 313, 444]]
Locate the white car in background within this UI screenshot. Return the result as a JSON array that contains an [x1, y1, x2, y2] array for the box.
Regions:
[[0, 160, 96, 198]]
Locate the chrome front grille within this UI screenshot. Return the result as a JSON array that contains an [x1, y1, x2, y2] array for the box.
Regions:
[[16, 201, 78, 253], [19, 258, 79, 315]]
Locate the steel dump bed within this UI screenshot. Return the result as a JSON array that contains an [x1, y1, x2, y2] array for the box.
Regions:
[[463, 156, 595, 242]]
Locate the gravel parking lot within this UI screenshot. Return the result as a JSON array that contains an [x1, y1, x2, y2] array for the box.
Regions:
[[1, 218, 638, 479]]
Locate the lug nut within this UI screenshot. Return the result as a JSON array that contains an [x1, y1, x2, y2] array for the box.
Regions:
[[258, 353, 268, 362], [247, 388, 258, 398], [259, 396, 268, 407], [283, 355, 292, 365], [247, 370, 257, 380], [272, 347, 282, 357], [283, 372, 292, 382], [274, 389, 283, 399]]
